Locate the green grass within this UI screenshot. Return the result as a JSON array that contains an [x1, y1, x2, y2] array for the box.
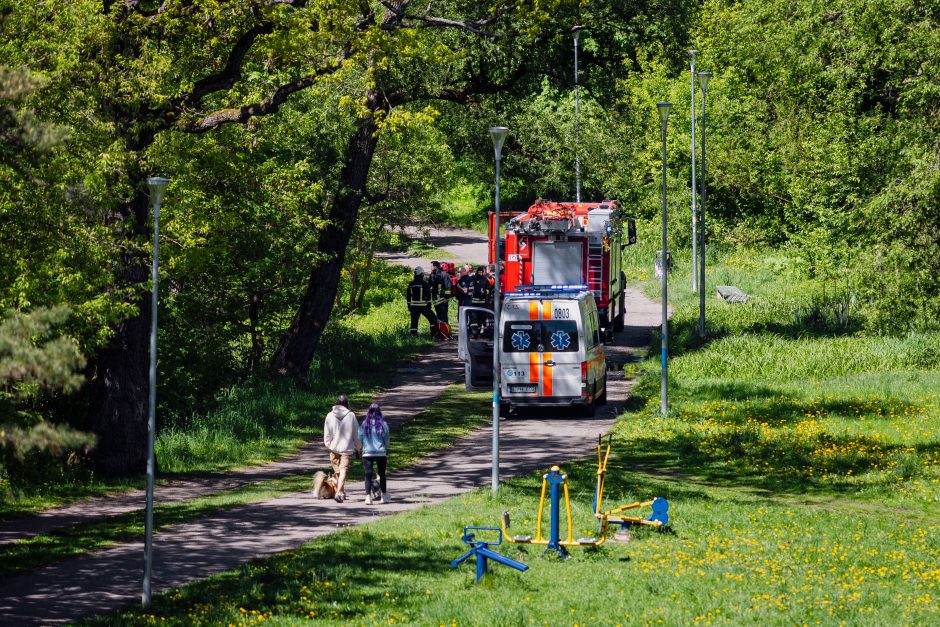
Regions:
[[87, 456, 940, 626], [441, 181, 489, 232], [0, 265, 431, 519], [0, 385, 490, 580], [89, 222, 940, 624]]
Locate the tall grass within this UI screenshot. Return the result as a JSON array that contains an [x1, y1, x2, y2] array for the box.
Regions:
[[672, 331, 940, 381], [156, 298, 430, 475], [618, 220, 940, 503]]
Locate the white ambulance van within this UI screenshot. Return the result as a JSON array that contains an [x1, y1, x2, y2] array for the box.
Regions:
[[457, 285, 607, 416]]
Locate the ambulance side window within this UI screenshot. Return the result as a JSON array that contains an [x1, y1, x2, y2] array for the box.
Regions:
[[587, 306, 599, 347]]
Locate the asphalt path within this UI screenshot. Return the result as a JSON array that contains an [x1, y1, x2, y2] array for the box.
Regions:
[[0, 228, 662, 625]]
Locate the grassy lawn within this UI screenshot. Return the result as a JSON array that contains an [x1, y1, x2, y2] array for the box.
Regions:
[[86, 456, 940, 626], [0, 264, 431, 519], [90, 223, 939, 625], [1, 385, 490, 580]]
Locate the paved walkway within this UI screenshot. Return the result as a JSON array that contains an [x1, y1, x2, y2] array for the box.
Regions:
[[376, 225, 488, 270], [0, 229, 663, 624], [0, 341, 463, 546]]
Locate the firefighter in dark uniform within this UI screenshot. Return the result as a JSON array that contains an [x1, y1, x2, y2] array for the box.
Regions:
[[468, 265, 491, 336], [456, 265, 474, 308], [429, 260, 451, 325], [406, 266, 438, 336]]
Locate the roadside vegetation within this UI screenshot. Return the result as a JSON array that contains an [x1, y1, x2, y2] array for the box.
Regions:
[[93, 226, 939, 625], [0, 263, 429, 518], [1, 385, 490, 580]]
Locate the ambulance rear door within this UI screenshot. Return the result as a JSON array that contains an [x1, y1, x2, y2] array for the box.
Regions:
[[501, 298, 582, 401]]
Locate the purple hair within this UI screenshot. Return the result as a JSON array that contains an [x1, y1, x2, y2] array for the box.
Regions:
[[362, 403, 386, 437]]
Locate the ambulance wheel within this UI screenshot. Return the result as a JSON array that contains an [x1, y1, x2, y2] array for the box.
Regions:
[[499, 401, 511, 418], [582, 387, 596, 417], [597, 380, 608, 406]]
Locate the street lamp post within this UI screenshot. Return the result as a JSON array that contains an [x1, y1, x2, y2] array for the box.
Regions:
[[689, 50, 699, 293], [488, 126, 508, 495], [573, 25, 583, 203], [657, 103, 671, 416], [697, 72, 711, 338], [143, 176, 168, 608]]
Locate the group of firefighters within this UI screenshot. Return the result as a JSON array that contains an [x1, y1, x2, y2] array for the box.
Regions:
[[406, 261, 497, 337]]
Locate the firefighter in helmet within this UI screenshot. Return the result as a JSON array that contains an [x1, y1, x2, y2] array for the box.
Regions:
[[429, 260, 451, 325], [406, 266, 438, 336], [468, 265, 491, 337]]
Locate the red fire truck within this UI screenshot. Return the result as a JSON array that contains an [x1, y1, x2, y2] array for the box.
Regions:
[[488, 199, 637, 338]]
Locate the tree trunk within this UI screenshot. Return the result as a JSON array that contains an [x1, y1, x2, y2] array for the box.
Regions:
[[87, 180, 152, 476], [248, 290, 265, 373], [270, 106, 381, 375]]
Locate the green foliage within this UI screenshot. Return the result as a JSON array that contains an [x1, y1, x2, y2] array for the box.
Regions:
[[0, 307, 85, 396], [0, 307, 95, 503], [692, 0, 940, 328]]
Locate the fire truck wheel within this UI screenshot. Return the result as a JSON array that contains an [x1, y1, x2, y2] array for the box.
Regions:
[[613, 277, 626, 332]]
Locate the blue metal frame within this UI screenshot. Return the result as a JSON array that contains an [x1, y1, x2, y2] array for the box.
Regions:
[[450, 526, 529, 582], [544, 469, 569, 558]]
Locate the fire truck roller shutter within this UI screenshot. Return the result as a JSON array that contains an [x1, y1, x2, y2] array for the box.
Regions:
[[532, 241, 583, 286]]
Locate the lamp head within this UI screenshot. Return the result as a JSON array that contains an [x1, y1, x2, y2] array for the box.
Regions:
[[697, 71, 712, 93], [147, 177, 170, 208], [489, 126, 509, 159], [657, 102, 672, 124], [572, 24, 583, 42], [688, 49, 699, 57]]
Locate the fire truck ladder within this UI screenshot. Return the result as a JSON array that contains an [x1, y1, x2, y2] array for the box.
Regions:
[[587, 242, 604, 299]]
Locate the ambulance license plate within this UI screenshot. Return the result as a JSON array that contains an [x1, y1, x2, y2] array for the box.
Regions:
[[508, 383, 538, 394]]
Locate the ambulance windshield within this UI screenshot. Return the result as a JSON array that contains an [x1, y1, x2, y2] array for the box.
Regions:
[[502, 321, 579, 353]]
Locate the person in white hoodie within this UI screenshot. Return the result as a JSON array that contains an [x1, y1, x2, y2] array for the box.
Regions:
[[323, 394, 362, 503]]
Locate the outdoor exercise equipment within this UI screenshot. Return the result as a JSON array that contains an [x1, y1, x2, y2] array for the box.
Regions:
[[594, 434, 669, 529], [450, 526, 528, 582], [500, 465, 606, 558]]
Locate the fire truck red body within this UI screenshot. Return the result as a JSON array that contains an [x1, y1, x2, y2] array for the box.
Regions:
[[488, 199, 637, 335]]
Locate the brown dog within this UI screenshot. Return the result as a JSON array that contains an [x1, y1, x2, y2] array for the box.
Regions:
[[312, 470, 339, 499]]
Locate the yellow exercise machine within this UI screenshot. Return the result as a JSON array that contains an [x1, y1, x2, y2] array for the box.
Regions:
[[594, 434, 669, 529], [500, 465, 607, 558], [498, 437, 669, 559]]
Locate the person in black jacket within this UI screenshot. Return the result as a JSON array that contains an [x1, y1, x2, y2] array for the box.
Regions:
[[467, 266, 492, 337], [456, 265, 474, 308], [429, 260, 451, 325], [406, 267, 438, 336], [470, 266, 491, 308]]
